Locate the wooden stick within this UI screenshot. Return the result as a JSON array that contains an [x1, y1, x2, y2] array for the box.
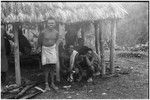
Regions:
[[15, 80, 44, 99], [21, 91, 42, 99], [99, 21, 105, 75], [14, 22, 21, 85], [15, 84, 35, 99], [110, 20, 116, 74], [94, 21, 100, 55], [94, 22, 98, 54]]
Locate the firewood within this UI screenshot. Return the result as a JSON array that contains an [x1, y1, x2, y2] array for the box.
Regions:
[[2, 83, 26, 94], [20, 91, 42, 99], [15, 84, 35, 99], [15, 80, 45, 99]]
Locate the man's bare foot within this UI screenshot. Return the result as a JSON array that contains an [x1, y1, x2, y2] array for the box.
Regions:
[[51, 84, 58, 90], [44, 83, 51, 92]]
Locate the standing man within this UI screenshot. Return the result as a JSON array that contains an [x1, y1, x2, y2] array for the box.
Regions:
[[37, 17, 59, 91]]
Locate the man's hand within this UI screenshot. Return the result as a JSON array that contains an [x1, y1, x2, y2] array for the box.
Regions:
[[90, 66, 95, 71], [36, 47, 41, 53]]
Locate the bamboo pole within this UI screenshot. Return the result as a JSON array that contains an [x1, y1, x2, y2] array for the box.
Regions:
[[110, 20, 116, 74], [14, 22, 21, 85], [99, 21, 105, 75]]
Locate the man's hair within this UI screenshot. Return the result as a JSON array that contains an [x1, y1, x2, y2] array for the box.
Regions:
[[69, 45, 74, 49], [78, 38, 84, 43], [87, 48, 93, 52], [46, 17, 56, 22]]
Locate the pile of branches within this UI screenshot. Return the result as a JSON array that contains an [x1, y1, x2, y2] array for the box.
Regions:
[[1, 80, 45, 99], [117, 52, 147, 59]]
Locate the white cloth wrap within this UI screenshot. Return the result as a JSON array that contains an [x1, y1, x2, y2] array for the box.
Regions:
[[70, 50, 78, 70], [42, 44, 57, 65]]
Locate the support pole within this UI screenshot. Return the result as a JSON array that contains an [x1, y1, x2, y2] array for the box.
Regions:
[[110, 20, 116, 74], [94, 21, 100, 55], [81, 24, 85, 44], [94, 22, 98, 53], [14, 22, 21, 85], [56, 23, 66, 82], [99, 21, 105, 75]]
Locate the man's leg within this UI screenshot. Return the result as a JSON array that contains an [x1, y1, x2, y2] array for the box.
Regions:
[[44, 64, 51, 91], [87, 66, 94, 82], [50, 64, 58, 90]]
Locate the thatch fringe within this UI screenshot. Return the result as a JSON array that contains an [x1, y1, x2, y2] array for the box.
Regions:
[[1, 2, 128, 23]]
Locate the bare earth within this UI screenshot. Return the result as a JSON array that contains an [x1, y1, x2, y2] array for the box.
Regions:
[[34, 51, 149, 99], [2, 51, 149, 99]]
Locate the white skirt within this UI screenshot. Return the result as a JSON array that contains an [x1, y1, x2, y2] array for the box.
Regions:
[[42, 44, 57, 65]]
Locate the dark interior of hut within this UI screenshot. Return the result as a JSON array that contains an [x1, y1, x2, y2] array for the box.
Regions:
[[4, 19, 103, 86], [4, 22, 87, 76]]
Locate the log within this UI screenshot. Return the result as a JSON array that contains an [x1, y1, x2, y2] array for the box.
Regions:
[[110, 20, 117, 74], [15, 84, 35, 99], [2, 83, 25, 94], [99, 21, 105, 75], [21, 91, 42, 99], [13, 22, 21, 85]]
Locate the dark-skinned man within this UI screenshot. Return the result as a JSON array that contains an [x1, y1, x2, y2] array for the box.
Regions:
[[37, 17, 59, 91]]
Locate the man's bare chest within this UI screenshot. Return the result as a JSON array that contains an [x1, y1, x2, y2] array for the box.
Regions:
[[43, 30, 57, 40]]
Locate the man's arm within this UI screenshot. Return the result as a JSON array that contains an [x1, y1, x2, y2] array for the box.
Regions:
[[37, 32, 44, 48], [85, 56, 92, 66], [56, 31, 61, 45], [93, 51, 101, 64]]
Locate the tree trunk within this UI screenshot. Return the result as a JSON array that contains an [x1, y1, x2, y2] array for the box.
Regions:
[[14, 22, 21, 86], [99, 21, 105, 75], [110, 20, 116, 74]]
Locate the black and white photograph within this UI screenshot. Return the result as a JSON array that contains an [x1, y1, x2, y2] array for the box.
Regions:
[[1, 1, 149, 99]]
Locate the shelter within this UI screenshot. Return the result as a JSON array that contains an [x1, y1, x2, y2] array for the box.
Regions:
[[1, 2, 128, 85]]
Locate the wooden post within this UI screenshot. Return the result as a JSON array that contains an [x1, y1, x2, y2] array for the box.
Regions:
[[14, 22, 21, 85], [94, 22, 98, 53], [99, 21, 105, 75], [94, 21, 100, 55], [110, 20, 116, 74], [56, 23, 67, 82], [81, 24, 85, 44]]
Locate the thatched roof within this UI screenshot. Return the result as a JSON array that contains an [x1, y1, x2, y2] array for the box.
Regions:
[[1, 2, 128, 24]]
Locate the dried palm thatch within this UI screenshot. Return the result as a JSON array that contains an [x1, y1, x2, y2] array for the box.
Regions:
[[1, 2, 128, 24]]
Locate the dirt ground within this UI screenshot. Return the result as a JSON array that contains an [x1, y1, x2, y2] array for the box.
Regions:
[[2, 51, 149, 99]]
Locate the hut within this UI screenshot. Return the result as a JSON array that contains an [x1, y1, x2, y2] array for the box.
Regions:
[[1, 2, 127, 85]]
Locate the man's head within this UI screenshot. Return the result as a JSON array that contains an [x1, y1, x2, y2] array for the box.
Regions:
[[78, 38, 84, 46], [69, 45, 74, 54], [46, 17, 56, 29], [86, 48, 93, 58]]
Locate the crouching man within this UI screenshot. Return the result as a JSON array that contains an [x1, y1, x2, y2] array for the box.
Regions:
[[37, 17, 59, 91], [78, 48, 101, 82]]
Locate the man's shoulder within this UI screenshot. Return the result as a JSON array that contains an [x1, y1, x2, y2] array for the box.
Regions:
[[53, 29, 58, 32], [41, 29, 58, 33], [53, 29, 59, 35], [41, 29, 47, 34]]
